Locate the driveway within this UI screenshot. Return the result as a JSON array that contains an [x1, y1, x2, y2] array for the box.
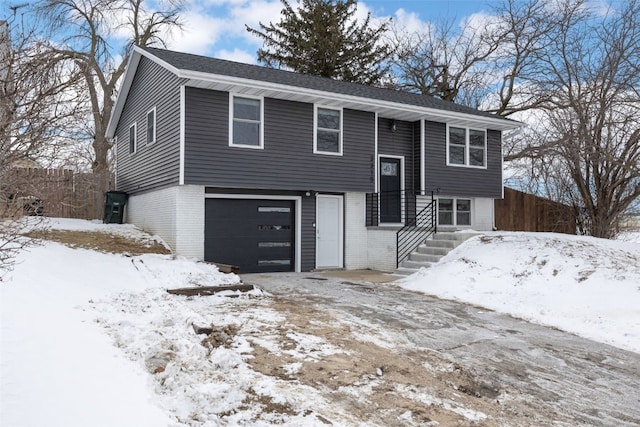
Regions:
[[242, 271, 640, 426]]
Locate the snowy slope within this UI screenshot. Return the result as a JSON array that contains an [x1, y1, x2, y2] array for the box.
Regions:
[[1, 221, 240, 427], [2, 219, 639, 426], [400, 232, 640, 353]]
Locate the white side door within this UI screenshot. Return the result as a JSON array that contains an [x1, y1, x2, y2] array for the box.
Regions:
[[316, 195, 344, 268]]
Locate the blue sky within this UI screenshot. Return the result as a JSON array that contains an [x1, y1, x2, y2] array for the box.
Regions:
[[161, 0, 500, 63], [1, 0, 615, 64]]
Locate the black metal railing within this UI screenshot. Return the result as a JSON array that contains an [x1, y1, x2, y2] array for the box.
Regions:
[[365, 190, 417, 226], [396, 194, 437, 268], [365, 192, 380, 226]]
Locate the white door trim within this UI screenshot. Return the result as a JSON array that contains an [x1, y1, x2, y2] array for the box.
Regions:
[[377, 154, 405, 226], [179, 85, 186, 185], [315, 194, 344, 269], [420, 119, 426, 195], [204, 193, 302, 272], [374, 112, 379, 193]]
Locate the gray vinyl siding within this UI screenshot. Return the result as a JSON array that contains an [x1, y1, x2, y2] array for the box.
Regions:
[[377, 118, 417, 195], [300, 195, 316, 271], [424, 121, 502, 198], [115, 56, 183, 193], [184, 88, 375, 192], [413, 121, 422, 194]]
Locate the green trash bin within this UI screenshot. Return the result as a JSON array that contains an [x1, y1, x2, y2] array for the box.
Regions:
[[104, 191, 128, 224]]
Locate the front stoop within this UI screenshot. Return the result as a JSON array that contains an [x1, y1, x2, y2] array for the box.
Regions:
[[394, 232, 481, 276]]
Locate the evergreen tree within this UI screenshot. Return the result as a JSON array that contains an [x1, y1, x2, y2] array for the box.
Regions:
[[247, 0, 391, 85]]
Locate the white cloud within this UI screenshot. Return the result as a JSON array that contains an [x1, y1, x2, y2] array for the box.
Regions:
[[159, 0, 284, 57], [585, 0, 615, 17], [198, 0, 248, 6], [462, 11, 500, 34], [215, 47, 256, 64], [165, 9, 225, 55], [392, 8, 428, 34], [227, 0, 285, 45], [351, 0, 373, 23], [165, 0, 430, 59]]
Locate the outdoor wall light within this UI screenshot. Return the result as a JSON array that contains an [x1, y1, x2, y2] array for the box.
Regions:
[[390, 120, 397, 132]]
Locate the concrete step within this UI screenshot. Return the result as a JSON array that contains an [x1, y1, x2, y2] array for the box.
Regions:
[[421, 239, 458, 248], [395, 231, 483, 276], [415, 245, 450, 256], [433, 232, 482, 241], [409, 252, 443, 263]]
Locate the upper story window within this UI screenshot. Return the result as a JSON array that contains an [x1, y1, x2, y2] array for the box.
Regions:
[[314, 106, 342, 155], [447, 126, 486, 168], [146, 107, 156, 145], [230, 95, 263, 149], [129, 122, 137, 154]]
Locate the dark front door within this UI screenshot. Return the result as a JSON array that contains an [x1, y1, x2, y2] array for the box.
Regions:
[[380, 157, 402, 223], [205, 198, 295, 273]]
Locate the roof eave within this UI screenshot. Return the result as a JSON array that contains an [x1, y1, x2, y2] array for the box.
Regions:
[[177, 68, 521, 131], [106, 49, 142, 139], [107, 47, 522, 139], [106, 46, 185, 139]]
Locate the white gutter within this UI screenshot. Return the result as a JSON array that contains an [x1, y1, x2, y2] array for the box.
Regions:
[[178, 69, 521, 131]]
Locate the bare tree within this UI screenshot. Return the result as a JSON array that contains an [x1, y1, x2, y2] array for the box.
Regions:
[[1, 14, 82, 278], [391, 0, 558, 116], [37, 0, 184, 197], [507, 0, 640, 238], [485, 0, 559, 116], [392, 0, 640, 237], [391, 17, 502, 108]]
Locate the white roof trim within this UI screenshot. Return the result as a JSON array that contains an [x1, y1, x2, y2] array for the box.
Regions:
[[177, 69, 520, 130], [106, 50, 139, 138], [107, 46, 183, 138], [107, 46, 521, 138]]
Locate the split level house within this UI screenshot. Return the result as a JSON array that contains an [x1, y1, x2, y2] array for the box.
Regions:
[[106, 46, 521, 274]]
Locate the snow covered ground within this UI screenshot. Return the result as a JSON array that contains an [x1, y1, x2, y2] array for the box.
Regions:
[[1, 219, 241, 427], [400, 231, 640, 354], [1, 218, 639, 426]]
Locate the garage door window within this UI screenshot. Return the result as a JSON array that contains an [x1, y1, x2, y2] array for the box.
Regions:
[[258, 207, 291, 213], [258, 259, 291, 266], [258, 225, 291, 230], [258, 242, 291, 248]]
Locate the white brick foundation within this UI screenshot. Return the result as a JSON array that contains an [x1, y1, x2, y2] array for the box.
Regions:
[[366, 228, 399, 272], [472, 198, 494, 231], [125, 185, 204, 258]]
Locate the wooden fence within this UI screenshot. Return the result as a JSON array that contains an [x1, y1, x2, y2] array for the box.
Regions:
[[494, 187, 576, 234], [4, 168, 112, 220]]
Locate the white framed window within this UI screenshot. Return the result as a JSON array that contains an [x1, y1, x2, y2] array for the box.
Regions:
[[129, 122, 137, 154], [146, 107, 156, 145], [314, 106, 342, 155], [230, 95, 263, 149], [446, 126, 486, 168], [438, 198, 472, 226]]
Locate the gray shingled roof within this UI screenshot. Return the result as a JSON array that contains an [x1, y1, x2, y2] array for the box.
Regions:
[[141, 46, 512, 123]]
